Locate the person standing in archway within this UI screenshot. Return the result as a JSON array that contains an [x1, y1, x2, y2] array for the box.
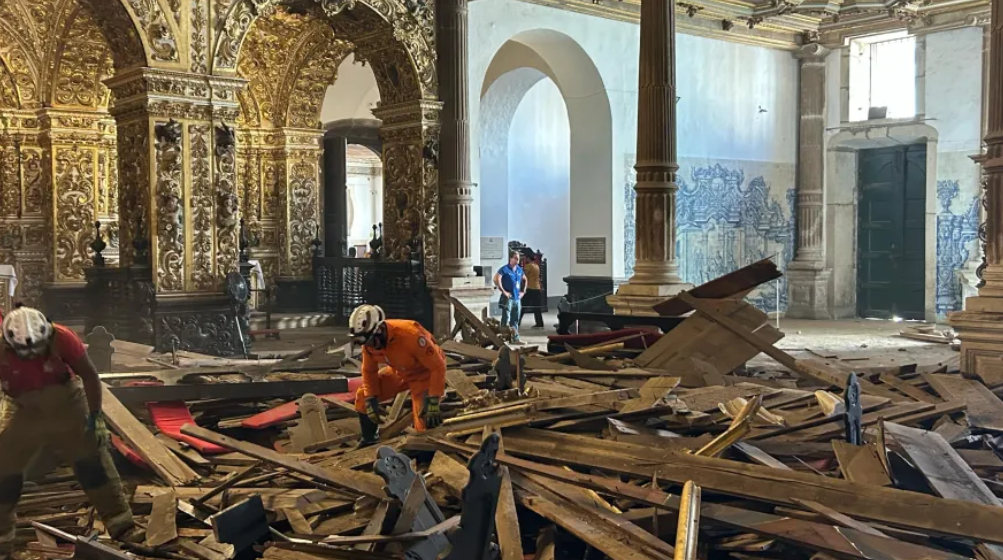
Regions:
[[520, 252, 545, 330], [494, 251, 526, 342]]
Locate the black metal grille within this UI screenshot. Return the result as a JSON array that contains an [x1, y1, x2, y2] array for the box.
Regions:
[[315, 256, 432, 330]]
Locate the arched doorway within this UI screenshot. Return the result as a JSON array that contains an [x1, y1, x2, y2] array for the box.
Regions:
[[478, 30, 612, 309]]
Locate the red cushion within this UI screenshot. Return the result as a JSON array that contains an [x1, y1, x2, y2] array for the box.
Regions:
[[147, 401, 229, 454], [241, 377, 364, 429], [110, 435, 148, 470]]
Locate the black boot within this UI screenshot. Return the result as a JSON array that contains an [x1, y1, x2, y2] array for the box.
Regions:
[[356, 413, 381, 448]]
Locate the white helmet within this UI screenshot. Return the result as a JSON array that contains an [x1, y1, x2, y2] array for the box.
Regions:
[[348, 304, 385, 344], [2, 305, 54, 359]]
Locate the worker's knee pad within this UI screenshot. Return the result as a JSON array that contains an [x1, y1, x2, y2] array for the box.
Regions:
[[0, 475, 22, 505], [73, 456, 109, 490]]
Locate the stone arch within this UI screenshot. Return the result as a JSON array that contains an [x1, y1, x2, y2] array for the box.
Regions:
[[72, 0, 155, 70], [826, 122, 941, 322], [478, 29, 614, 285]]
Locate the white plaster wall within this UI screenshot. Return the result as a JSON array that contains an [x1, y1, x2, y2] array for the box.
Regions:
[[320, 54, 381, 123], [469, 0, 798, 287], [507, 78, 571, 295]]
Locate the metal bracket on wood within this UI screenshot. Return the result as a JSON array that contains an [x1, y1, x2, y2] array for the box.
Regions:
[[845, 372, 863, 445], [444, 432, 503, 560], [373, 446, 450, 560]]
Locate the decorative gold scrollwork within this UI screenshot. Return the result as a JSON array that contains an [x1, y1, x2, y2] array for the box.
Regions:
[[154, 119, 184, 292]]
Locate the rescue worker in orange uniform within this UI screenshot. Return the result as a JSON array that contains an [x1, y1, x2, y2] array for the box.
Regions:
[[349, 304, 445, 445], [0, 305, 143, 558]]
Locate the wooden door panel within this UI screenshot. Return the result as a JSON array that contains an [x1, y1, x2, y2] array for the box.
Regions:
[[857, 145, 926, 320]]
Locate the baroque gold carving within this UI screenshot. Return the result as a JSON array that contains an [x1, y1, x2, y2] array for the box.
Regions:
[[0, 143, 21, 217], [155, 119, 184, 291], [53, 146, 96, 281], [0, 65, 19, 108], [191, 0, 209, 74], [74, 0, 147, 69], [189, 123, 215, 291], [216, 123, 240, 281], [22, 149, 43, 214], [125, 0, 179, 62], [52, 7, 114, 109], [287, 158, 319, 277]]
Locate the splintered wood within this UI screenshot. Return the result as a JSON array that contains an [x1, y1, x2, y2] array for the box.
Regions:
[[15, 261, 1003, 560]]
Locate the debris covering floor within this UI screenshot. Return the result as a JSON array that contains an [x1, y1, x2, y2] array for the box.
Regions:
[[13, 289, 998, 560]]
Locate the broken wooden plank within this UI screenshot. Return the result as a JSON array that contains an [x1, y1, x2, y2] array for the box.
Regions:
[[924, 374, 1003, 432], [468, 428, 1003, 544], [100, 383, 200, 486], [147, 490, 179, 547], [436, 439, 970, 560], [445, 370, 482, 401], [495, 467, 523, 560], [180, 424, 384, 499], [653, 258, 781, 316], [831, 441, 892, 486]]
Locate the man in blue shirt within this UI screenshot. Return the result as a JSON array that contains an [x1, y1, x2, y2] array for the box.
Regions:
[[493, 251, 527, 341]]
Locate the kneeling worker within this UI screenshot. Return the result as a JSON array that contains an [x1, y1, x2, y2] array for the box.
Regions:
[[350, 304, 445, 445], [0, 305, 143, 558]]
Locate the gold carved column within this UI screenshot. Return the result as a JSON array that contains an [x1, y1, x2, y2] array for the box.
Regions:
[[39, 109, 119, 317], [372, 100, 442, 273], [104, 68, 245, 294], [277, 128, 322, 311], [0, 112, 46, 307], [234, 128, 322, 312]]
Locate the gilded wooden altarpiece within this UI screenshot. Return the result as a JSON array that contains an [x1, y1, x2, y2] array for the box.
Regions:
[[0, 0, 438, 328]]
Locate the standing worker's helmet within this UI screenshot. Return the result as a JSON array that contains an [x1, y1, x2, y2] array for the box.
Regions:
[[1, 304, 54, 359], [348, 304, 386, 345]]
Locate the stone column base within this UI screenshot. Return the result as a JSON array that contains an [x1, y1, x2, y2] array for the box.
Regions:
[[949, 299, 1003, 380], [606, 281, 693, 316], [432, 277, 493, 338], [786, 266, 831, 319]]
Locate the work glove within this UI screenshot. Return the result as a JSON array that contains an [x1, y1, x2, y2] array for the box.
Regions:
[[422, 394, 442, 429], [86, 411, 109, 446], [365, 396, 386, 425]]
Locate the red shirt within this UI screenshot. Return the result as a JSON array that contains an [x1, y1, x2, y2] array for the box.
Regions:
[[0, 324, 86, 397]]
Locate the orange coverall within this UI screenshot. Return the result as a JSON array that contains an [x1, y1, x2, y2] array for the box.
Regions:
[[353, 320, 446, 431]]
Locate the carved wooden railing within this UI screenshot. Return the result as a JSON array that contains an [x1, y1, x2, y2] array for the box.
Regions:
[[314, 255, 432, 330]]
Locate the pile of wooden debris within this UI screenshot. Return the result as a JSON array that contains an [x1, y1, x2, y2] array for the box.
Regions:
[[11, 261, 1003, 560]]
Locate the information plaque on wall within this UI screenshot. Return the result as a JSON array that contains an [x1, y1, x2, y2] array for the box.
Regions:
[[575, 237, 607, 264], [481, 236, 505, 260]]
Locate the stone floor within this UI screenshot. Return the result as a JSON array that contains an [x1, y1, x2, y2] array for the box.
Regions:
[[248, 311, 957, 370]]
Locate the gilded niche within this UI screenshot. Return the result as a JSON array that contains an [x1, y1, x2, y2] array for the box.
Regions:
[[155, 119, 184, 292], [53, 146, 96, 281]]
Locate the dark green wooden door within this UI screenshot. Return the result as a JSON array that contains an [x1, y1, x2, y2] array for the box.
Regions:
[[857, 145, 926, 320]]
